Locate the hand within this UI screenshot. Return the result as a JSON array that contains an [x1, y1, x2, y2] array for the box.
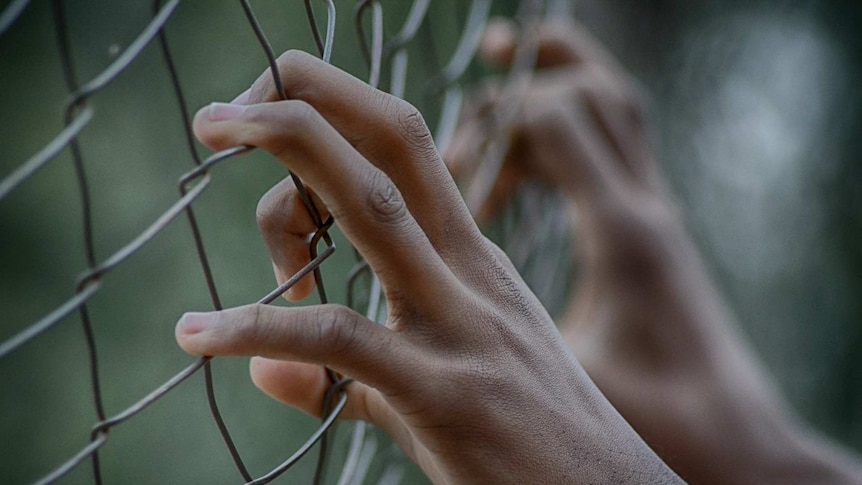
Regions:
[[448, 18, 662, 222], [447, 19, 677, 295], [174, 50, 680, 484], [450, 20, 862, 484]]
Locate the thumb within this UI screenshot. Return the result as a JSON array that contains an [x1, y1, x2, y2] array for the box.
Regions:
[[175, 303, 409, 394]]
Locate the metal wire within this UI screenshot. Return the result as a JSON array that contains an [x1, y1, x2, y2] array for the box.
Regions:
[[0, 1, 562, 483], [0, 0, 31, 36]]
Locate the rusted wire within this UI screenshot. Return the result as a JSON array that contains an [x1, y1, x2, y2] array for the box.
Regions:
[[0, 1, 560, 484]]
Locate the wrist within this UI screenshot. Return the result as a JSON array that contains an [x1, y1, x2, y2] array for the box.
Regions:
[[434, 369, 681, 484], [765, 424, 862, 485]]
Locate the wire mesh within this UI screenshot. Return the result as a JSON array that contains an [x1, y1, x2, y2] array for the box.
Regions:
[[0, 0, 571, 483]]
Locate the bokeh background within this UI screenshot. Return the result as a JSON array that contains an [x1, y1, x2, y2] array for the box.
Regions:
[[0, 0, 859, 484], [577, 0, 862, 452]]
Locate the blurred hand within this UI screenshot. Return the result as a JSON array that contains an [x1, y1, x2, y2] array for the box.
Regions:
[[449, 19, 862, 485], [447, 19, 678, 297], [174, 50, 679, 484], [448, 18, 661, 221]]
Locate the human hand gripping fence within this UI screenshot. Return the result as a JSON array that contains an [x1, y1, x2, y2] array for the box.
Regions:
[[175, 7, 685, 485], [0, 0, 683, 484], [0, 1, 543, 483]]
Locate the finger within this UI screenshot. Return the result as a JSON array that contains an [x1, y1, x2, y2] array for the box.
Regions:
[[256, 177, 325, 302], [194, 100, 455, 301], [242, 51, 482, 257], [480, 18, 620, 70], [248, 358, 387, 420], [444, 79, 503, 177], [520, 93, 624, 203], [452, 67, 631, 215], [475, 150, 527, 223], [176, 304, 416, 394], [250, 358, 352, 417], [248, 357, 413, 448], [444, 114, 487, 179], [581, 88, 660, 189], [447, 118, 528, 223], [459, 78, 504, 124], [446, 80, 526, 222]]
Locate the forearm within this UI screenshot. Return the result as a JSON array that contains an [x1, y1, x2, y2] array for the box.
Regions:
[[754, 418, 862, 485], [555, 192, 862, 484], [688, 402, 862, 484]]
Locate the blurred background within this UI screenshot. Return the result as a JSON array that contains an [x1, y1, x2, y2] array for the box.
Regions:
[[0, 0, 859, 483], [575, 0, 862, 452]]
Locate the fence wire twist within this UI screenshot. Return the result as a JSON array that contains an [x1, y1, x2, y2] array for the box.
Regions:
[[0, 0, 572, 483]]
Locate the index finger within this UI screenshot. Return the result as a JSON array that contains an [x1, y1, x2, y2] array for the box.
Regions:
[[193, 99, 459, 311], [238, 51, 483, 259]]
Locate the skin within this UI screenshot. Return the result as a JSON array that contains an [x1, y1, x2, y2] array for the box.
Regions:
[[448, 20, 862, 485], [174, 48, 680, 484]]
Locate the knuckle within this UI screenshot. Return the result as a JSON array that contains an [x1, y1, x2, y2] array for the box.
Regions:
[[277, 50, 312, 79], [315, 305, 360, 357], [278, 49, 313, 68], [524, 98, 571, 136], [276, 50, 317, 101], [365, 170, 409, 226], [598, 197, 680, 281], [283, 100, 320, 129], [250, 50, 315, 103], [393, 98, 436, 155]]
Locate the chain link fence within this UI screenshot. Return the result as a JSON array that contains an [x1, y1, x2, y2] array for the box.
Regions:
[[0, 1, 573, 483]]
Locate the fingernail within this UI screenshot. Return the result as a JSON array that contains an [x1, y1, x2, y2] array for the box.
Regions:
[[231, 88, 251, 105], [178, 312, 214, 335], [207, 102, 246, 122]]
